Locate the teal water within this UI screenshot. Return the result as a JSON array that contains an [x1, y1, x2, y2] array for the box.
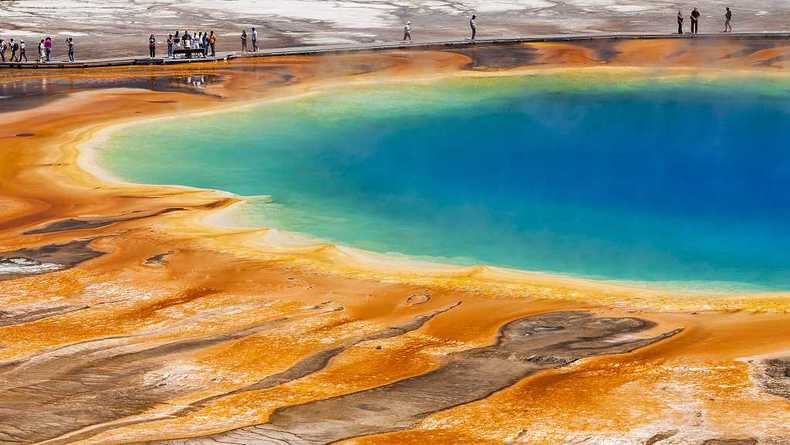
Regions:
[[100, 74, 790, 291]]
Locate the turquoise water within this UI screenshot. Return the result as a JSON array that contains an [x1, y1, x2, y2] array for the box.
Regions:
[[101, 74, 790, 291]]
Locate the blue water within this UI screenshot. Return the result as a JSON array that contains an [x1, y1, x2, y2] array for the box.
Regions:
[[101, 74, 790, 291]]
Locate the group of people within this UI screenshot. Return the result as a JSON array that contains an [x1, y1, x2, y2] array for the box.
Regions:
[[677, 7, 733, 35], [148, 26, 257, 58], [403, 16, 476, 41], [154, 8, 737, 59], [2, 8, 744, 64], [408, 9, 732, 42], [0, 36, 74, 63], [151, 30, 218, 59], [240, 28, 259, 52]]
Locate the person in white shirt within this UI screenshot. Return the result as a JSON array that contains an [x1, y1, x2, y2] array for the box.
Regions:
[[18, 40, 27, 62], [251, 27, 258, 51], [403, 21, 412, 41]]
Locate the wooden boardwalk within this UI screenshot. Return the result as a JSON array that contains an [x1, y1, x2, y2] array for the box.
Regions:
[[2, 32, 790, 70]]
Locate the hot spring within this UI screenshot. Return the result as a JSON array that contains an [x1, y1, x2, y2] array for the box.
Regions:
[[98, 72, 790, 291]]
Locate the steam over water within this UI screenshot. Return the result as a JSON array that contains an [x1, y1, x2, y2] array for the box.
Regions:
[[101, 74, 790, 291]]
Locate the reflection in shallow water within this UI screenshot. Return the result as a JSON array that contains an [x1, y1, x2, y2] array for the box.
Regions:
[[0, 74, 224, 112]]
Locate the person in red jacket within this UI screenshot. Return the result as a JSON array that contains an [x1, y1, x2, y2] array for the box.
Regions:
[[44, 36, 52, 61]]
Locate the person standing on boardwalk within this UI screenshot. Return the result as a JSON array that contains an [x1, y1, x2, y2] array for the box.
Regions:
[[251, 27, 258, 51], [18, 40, 27, 62], [148, 34, 156, 58], [724, 7, 733, 32], [241, 29, 248, 52], [167, 34, 173, 58], [403, 21, 412, 41], [9, 39, 17, 62], [65, 37, 74, 62], [38, 39, 45, 62], [44, 36, 52, 61], [469, 15, 477, 41], [0, 40, 7, 62], [690, 8, 700, 35], [677, 11, 684, 34], [209, 31, 216, 57]]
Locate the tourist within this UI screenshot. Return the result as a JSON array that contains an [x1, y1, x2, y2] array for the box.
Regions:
[[252, 27, 258, 51], [183, 32, 194, 58], [44, 36, 52, 61], [241, 29, 248, 52], [724, 7, 733, 32], [181, 31, 189, 49], [9, 39, 17, 62], [167, 34, 173, 58], [149, 34, 156, 58], [677, 11, 684, 34], [202, 32, 209, 57], [0, 39, 6, 62], [38, 39, 45, 63], [18, 40, 27, 62], [470, 15, 477, 41], [66, 37, 74, 62], [691, 8, 700, 35], [209, 31, 216, 57], [403, 21, 412, 41]]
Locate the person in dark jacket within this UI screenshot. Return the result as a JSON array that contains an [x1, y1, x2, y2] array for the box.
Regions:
[[691, 8, 701, 34], [149, 34, 156, 58], [66, 37, 74, 62], [724, 7, 733, 32]]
